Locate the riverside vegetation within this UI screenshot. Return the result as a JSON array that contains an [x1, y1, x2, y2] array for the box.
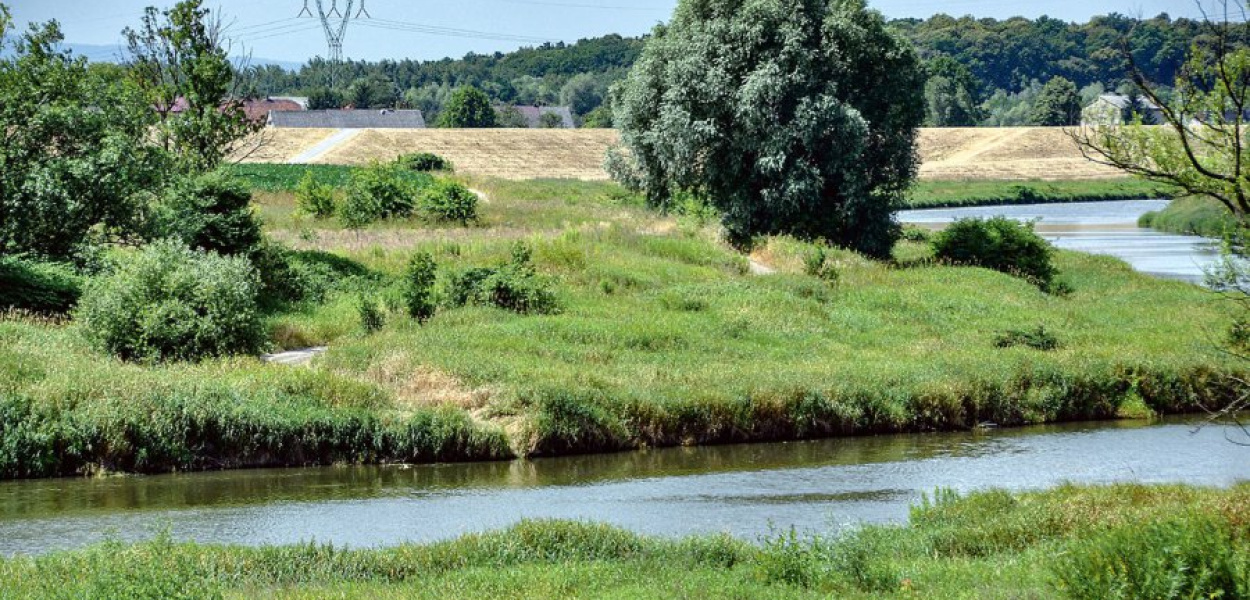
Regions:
[[0, 484, 1246, 599], [0, 165, 1242, 478]]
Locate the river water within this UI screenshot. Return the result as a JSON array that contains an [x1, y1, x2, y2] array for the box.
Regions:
[[1, 199, 1241, 557], [0, 418, 1245, 556], [899, 200, 1220, 283]]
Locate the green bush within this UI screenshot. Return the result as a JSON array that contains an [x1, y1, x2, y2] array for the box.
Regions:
[[445, 243, 559, 315], [154, 171, 263, 257], [994, 325, 1060, 351], [802, 246, 840, 284], [76, 240, 265, 362], [295, 170, 337, 218], [421, 179, 479, 224], [358, 295, 386, 333], [340, 163, 418, 228], [0, 256, 82, 314], [900, 225, 933, 242], [403, 252, 438, 322], [1054, 515, 1248, 600], [397, 152, 454, 173], [250, 241, 342, 306], [933, 217, 1057, 289]]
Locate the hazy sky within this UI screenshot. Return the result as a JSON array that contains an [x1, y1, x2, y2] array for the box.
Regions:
[[6, 0, 1203, 63]]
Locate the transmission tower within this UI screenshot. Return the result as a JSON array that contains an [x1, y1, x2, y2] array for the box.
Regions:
[[299, 0, 370, 65]]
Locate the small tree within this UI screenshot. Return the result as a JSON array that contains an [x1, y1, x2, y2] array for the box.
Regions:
[[439, 86, 497, 128], [1032, 76, 1082, 126], [153, 171, 263, 257], [403, 252, 438, 322], [124, 0, 260, 171], [612, 0, 925, 257]]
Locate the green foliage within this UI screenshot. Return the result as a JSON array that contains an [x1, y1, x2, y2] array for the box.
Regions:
[[306, 85, 343, 110], [124, 0, 259, 171], [347, 73, 397, 109], [397, 152, 454, 173], [924, 56, 983, 126], [225, 163, 431, 192], [1054, 514, 1248, 600], [614, 0, 925, 257], [560, 72, 606, 116], [495, 105, 530, 128], [357, 295, 385, 333], [76, 240, 265, 362], [295, 171, 337, 218], [539, 111, 565, 128], [906, 178, 1178, 209], [438, 86, 497, 128], [801, 247, 840, 285], [0, 256, 82, 314], [445, 243, 559, 315], [1139, 196, 1239, 237], [420, 179, 479, 224], [0, 15, 166, 260], [403, 252, 438, 322], [994, 325, 1060, 351], [340, 163, 419, 228], [933, 217, 1057, 289], [1032, 76, 1081, 126], [154, 171, 263, 256], [900, 225, 932, 242]]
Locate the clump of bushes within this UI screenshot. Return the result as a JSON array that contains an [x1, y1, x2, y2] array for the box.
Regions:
[[446, 243, 559, 315], [994, 325, 1060, 351], [76, 240, 265, 362], [0, 256, 82, 314], [802, 246, 840, 285], [900, 225, 933, 243], [932, 217, 1059, 291], [339, 163, 418, 228], [295, 170, 337, 218], [153, 171, 263, 257], [403, 252, 438, 322], [421, 179, 479, 224], [397, 152, 454, 173], [357, 295, 386, 333]]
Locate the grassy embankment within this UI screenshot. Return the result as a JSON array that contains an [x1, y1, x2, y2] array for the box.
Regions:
[[905, 178, 1177, 209], [0, 164, 1240, 478], [1, 484, 1246, 599], [1140, 195, 1241, 237]]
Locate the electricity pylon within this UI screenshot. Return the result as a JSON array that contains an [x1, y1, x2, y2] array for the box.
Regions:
[[299, 0, 370, 65]]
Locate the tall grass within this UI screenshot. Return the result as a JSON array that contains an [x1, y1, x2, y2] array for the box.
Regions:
[[1139, 196, 1241, 237], [1, 485, 1244, 599], [907, 178, 1177, 209]]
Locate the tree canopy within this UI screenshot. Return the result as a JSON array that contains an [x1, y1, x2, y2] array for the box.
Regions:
[[613, 0, 924, 257], [438, 86, 498, 128]]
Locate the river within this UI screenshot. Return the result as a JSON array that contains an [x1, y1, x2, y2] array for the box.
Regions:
[[899, 199, 1220, 283], [0, 418, 1245, 556]]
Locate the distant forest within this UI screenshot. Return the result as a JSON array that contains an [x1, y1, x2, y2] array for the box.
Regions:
[[239, 12, 1198, 127]]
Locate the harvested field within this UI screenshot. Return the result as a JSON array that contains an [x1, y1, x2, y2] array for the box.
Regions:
[[244, 126, 1126, 181], [234, 128, 337, 163]]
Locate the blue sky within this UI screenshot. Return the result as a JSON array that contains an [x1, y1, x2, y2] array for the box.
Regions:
[[6, 0, 1201, 64]]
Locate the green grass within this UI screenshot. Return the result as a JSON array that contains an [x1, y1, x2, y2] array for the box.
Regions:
[[226, 164, 434, 192], [906, 178, 1178, 209], [0, 178, 1242, 477], [1140, 196, 1242, 237], [1, 484, 1245, 599]]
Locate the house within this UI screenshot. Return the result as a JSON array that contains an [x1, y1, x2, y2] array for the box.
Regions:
[[269, 109, 427, 129], [1082, 94, 1164, 126], [241, 98, 305, 123], [269, 96, 310, 110], [497, 105, 576, 129]]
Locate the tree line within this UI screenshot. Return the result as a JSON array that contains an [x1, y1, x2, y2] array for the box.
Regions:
[[236, 12, 1198, 127]]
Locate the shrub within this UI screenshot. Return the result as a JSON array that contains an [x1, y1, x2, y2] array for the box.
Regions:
[[932, 217, 1057, 289], [420, 179, 479, 224], [357, 295, 386, 333], [1054, 515, 1247, 600], [295, 171, 337, 218], [900, 225, 933, 243], [0, 256, 82, 314], [250, 241, 341, 306], [994, 325, 1060, 351], [403, 252, 438, 322], [76, 240, 265, 362], [154, 171, 263, 257], [397, 152, 454, 173], [802, 247, 841, 284], [340, 163, 418, 228], [539, 111, 565, 128], [445, 243, 559, 315]]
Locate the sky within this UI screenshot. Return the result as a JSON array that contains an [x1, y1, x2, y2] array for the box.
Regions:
[[5, 0, 1204, 64]]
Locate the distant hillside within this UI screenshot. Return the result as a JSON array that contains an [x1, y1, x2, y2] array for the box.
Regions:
[[0, 37, 301, 70]]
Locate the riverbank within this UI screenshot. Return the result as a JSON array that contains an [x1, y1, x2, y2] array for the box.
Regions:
[[905, 178, 1176, 209], [1, 177, 1240, 478], [2, 484, 1245, 598], [1140, 196, 1241, 237]]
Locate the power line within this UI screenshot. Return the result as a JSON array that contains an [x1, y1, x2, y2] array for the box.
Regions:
[[360, 18, 555, 43]]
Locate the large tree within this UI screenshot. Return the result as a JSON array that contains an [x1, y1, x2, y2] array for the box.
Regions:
[[438, 86, 498, 128], [0, 6, 167, 259], [1032, 76, 1082, 126], [612, 0, 925, 256], [124, 0, 258, 171], [924, 56, 984, 127]]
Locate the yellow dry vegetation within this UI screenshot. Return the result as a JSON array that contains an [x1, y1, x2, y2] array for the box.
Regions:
[[231, 128, 338, 163], [245, 126, 1125, 181]]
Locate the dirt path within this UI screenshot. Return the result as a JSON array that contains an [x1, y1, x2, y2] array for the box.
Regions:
[[261, 347, 327, 366], [289, 129, 362, 165]]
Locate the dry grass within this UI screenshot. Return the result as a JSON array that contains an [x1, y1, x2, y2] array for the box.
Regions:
[[231, 128, 338, 164], [363, 352, 494, 412], [244, 126, 1124, 181]]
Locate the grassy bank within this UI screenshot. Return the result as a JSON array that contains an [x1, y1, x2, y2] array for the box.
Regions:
[[0, 176, 1241, 478], [1140, 196, 1242, 237], [906, 178, 1177, 209], [1, 484, 1246, 599]]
